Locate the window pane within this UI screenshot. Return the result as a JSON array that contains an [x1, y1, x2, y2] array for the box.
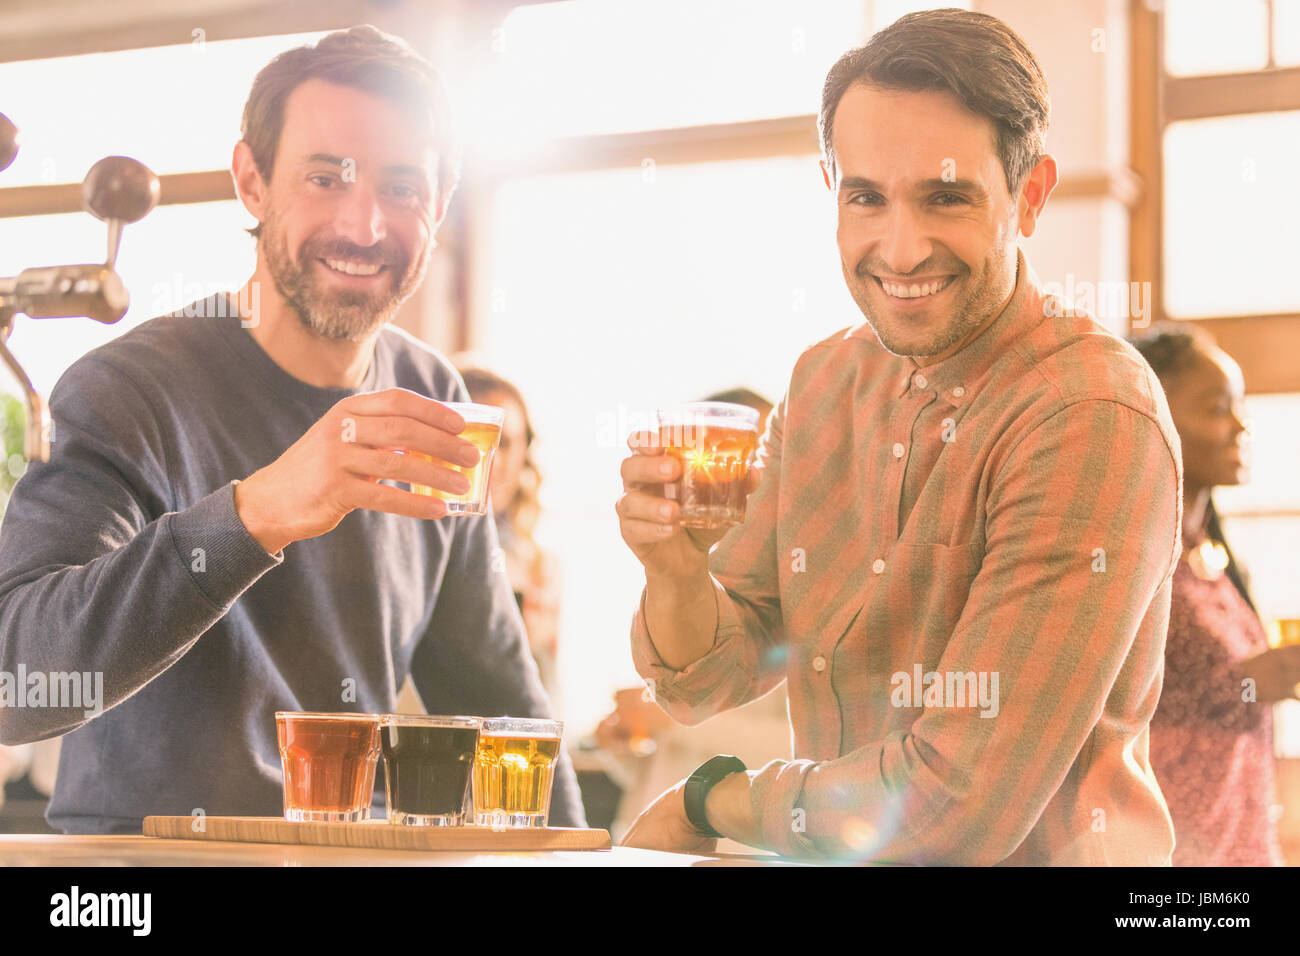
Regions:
[[0, 32, 329, 187], [1163, 111, 1300, 318], [0, 200, 255, 396], [465, 0, 868, 144], [1164, 0, 1269, 76], [1217, 515, 1300, 621], [478, 156, 858, 729], [1276, 0, 1300, 66]]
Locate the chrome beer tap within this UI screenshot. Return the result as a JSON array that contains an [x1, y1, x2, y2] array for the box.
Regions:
[[0, 110, 159, 461]]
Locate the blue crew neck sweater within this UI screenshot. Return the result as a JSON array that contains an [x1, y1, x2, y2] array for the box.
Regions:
[[0, 296, 586, 832]]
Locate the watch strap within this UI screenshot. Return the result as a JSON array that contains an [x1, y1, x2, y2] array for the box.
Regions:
[[683, 754, 747, 838]]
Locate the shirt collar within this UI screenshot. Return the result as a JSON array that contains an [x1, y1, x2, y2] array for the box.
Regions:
[[849, 248, 1050, 408]]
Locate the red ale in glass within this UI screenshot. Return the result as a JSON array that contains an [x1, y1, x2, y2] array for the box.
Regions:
[[276, 712, 382, 823]]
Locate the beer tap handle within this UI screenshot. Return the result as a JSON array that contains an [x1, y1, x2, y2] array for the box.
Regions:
[[82, 155, 160, 270], [0, 112, 17, 173], [4, 155, 159, 325], [0, 116, 158, 462]]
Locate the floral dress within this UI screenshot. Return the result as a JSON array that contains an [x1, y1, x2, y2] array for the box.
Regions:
[[1149, 557, 1285, 865]]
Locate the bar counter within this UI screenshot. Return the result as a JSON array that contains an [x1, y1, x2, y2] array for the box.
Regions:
[[0, 833, 809, 867]]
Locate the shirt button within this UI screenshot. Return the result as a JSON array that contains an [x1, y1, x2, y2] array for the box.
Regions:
[[914, 374, 928, 389], [872, 558, 886, 574], [952, 386, 965, 398], [812, 655, 827, 672], [892, 442, 905, 458]]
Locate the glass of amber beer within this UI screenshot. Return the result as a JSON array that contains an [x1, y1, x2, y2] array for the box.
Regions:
[[1266, 619, 1300, 648], [408, 402, 505, 515], [380, 715, 480, 827], [275, 712, 382, 823], [471, 717, 563, 828], [655, 402, 760, 529]]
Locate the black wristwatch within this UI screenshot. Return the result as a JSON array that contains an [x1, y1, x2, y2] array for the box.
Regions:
[[683, 754, 747, 838]]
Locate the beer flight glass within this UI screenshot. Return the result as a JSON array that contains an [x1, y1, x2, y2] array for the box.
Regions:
[[408, 401, 505, 515], [656, 402, 760, 529], [276, 712, 383, 823], [277, 712, 565, 828], [381, 715, 480, 827], [471, 717, 564, 829]]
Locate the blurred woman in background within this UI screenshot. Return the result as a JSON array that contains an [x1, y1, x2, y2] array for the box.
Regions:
[[1131, 321, 1300, 866], [456, 364, 562, 700]]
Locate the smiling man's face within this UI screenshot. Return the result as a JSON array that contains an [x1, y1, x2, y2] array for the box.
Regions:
[[257, 78, 442, 341], [826, 83, 1028, 362]]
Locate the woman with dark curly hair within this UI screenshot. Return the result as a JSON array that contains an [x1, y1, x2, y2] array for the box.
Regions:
[[1130, 321, 1300, 865]]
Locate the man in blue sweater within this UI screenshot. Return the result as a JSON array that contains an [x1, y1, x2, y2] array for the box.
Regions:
[[0, 26, 586, 832]]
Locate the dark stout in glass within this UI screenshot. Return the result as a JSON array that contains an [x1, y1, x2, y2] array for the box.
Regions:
[[381, 715, 480, 826]]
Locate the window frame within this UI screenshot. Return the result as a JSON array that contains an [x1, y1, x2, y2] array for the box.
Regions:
[[1130, 0, 1300, 394]]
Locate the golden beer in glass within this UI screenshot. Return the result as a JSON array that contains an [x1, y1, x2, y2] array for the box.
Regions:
[[656, 402, 760, 529], [471, 717, 563, 828], [408, 402, 505, 516]]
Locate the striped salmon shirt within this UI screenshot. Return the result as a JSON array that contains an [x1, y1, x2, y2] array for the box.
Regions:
[[630, 248, 1183, 864]]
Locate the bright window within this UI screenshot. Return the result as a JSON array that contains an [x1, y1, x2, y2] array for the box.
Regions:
[[0, 32, 329, 395], [1278, 0, 1300, 65], [462, 0, 868, 145], [0, 201, 255, 396], [1162, 111, 1300, 319], [462, 0, 974, 143], [1164, 0, 1272, 76], [0, 32, 329, 186]]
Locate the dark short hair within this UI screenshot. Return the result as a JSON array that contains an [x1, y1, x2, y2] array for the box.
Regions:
[[240, 24, 459, 240], [1128, 320, 1219, 382], [819, 8, 1050, 195], [702, 387, 773, 414]]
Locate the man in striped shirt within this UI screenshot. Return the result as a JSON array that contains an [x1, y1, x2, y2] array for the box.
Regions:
[[615, 10, 1181, 864]]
